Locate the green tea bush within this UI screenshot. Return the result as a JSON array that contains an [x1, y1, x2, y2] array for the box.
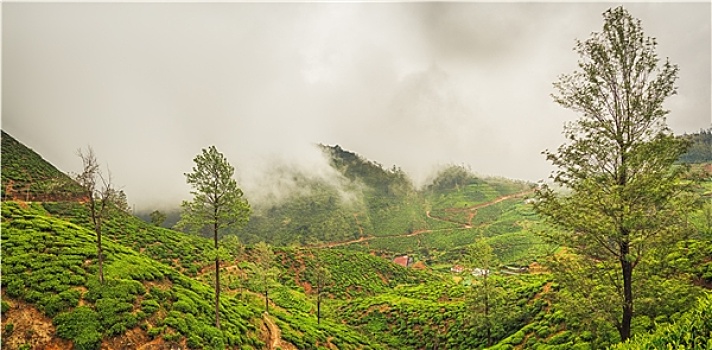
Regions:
[[95, 298, 136, 336], [53, 306, 102, 350], [84, 278, 146, 303], [4, 278, 25, 298], [187, 335, 204, 349], [147, 325, 165, 339], [612, 294, 712, 349], [141, 299, 160, 315]]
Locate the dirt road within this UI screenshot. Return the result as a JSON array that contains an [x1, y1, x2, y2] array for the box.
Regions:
[[315, 189, 534, 248]]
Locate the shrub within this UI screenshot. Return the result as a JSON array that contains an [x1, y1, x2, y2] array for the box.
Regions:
[[202, 326, 225, 350], [506, 330, 526, 345], [38, 295, 65, 318], [163, 331, 181, 342], [147, 325, 165, 339], [53, 306, 102, 350], [5, 279, 25, 298], [548, 331, 571, 345], [4, 322, 14, 335], [187, 335, 204, 349], [85, 278, 145, 303], [171, 300, 195, 315], [95, 298, 134, 336], [164, 311, 189, 334], [141, 299, 160, 315], [535, 324, 551, 338]]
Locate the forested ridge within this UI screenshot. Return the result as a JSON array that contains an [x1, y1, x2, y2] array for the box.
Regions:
[[679, 128, 712, 164]]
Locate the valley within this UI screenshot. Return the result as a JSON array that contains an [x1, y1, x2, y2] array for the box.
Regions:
[[2, 130, 711, 350]]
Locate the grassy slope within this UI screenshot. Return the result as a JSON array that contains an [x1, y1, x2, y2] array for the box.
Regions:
[[334, 273, 567, 350], [1, 201, 387, 350], [1, 130, 83, 201], [40, 201, 214, 276], [1, 201, 263, 350], [611, 293, 712, 350]]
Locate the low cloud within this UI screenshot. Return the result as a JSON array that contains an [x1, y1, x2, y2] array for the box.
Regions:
[[2, 2, 709, 211]]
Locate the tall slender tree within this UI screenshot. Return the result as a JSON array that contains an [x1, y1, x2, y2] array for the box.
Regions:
[[252, 241, 277, 313], [467, 238, 507, 347], [76, 147, 115, 285], [313, 250, 332, 324], [535, 6, 695, 341], [177, 146, 251, 329], [149, 209, 167, 227]]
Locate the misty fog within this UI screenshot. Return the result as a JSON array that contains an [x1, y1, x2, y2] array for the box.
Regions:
[[2, 2, 710, 211]]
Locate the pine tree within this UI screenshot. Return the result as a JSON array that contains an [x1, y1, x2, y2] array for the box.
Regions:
[[176, 146, 251, 329]]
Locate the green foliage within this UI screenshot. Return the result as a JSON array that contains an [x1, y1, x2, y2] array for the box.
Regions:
[[2, 202, 266, 348], [141, 299, 160, 315], [242, 176, 367, 245], [175, 145, 251, 329], [40, 201, 214, 273], [54, 306, 102, 350], [5, 131, 709, 350], [536, 6, 696, 342], [336, 273, 551, 349], [149, 210, 167, 227], [95, 298, 136, 336], [243, 146, 533, 255], [612, 294, 712, 349], [1, 130, 84, 201], [679, 128, 712, 164], [175, 145, 251, 238], [279, 248, 439, 298]]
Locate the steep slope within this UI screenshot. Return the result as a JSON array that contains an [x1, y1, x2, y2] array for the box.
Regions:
[[1, 202, 387, 350], [40, 201, 214, 276], [0, 132, 387, 349], [239, 144, 423, 246], [1, 130, 84, 201], [1, 201, 264, 350]]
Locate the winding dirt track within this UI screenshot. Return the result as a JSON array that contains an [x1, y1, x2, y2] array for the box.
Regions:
[[263, 312, 282, 350], [262, 311, 300, 350], [316, 189, 534, 248]]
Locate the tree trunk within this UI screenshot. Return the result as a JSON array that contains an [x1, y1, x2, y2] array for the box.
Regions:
[[91, 199, 105, 285], [620, 241, 633, 341], [617, 153, 633, 341], [96, 222, 104, 285], [265, 288, 269, 313], [317, 285, 321, 325], [214, 220, 221, 329], [484, 274, 491, 347]]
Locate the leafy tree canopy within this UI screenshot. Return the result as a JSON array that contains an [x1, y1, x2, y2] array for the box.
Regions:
[[534, 6, 697, 342]]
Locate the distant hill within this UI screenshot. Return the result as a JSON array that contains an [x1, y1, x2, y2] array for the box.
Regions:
[[236, 144, 547, 267], [679, 128, 712, 164], [241, 145, 533, 249], [1, 130, 545, 266], [1, 130, 84, 201]]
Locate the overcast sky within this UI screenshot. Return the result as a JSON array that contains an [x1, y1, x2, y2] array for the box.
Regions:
[[2, 2, 710, 211]]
